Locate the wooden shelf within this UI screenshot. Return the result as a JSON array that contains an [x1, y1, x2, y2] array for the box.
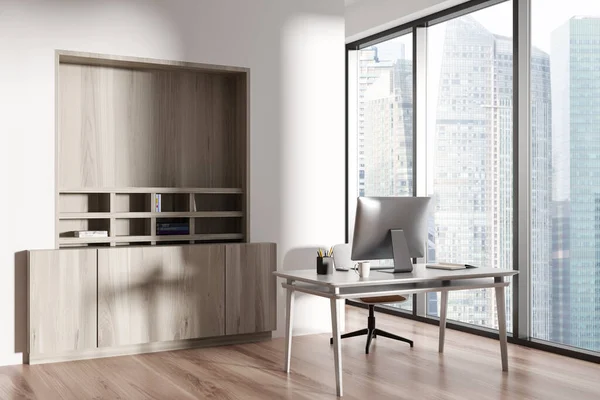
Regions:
[[60, 211, 243, 219], [154, 211, 243, 218], [121, 234, 244, 243], [58, 233, 244, 245], [59, 188, 243, 194], [58, 237, 112, 245], [59, 213, 111, 219]]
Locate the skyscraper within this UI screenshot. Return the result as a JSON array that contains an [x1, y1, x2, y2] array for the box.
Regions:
[[431, 16, 552, 331], [431, 16, 508, 328], [530, 45, 553, 341], [359, 43, 412, 198], [362, 57, 413, 197], [550, 17, 600, 351]]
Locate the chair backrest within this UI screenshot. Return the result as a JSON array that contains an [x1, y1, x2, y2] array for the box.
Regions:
[[332, 243, 352, 270]]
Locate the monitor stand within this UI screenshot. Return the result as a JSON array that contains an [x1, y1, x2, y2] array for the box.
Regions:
[[379, 229, 413, 273]]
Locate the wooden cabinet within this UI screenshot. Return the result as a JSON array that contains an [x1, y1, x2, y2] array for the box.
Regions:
[[225, 243, 277, 335], [27, 243, 275, 363], [28, 249, 97, 356], [97, 245, 225, 347]]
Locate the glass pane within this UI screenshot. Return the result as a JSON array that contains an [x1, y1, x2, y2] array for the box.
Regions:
[[357, 34, 414, 311], [531, 1, 600, 352], [425, 1, 514, 331]]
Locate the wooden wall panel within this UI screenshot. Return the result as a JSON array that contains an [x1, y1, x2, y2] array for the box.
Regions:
[[58, 63, 244, 189], [112, 68, 158, 187], [59, 64, 118, 188], [97, 245, 225, 347], [225, 243, 277, 335], [28, 249, 97, 355]]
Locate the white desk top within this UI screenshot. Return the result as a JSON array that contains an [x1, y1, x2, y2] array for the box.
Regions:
[[273, 264, 517, 288]]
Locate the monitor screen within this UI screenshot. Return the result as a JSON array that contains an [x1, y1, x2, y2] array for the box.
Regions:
[[351, 196, 431, 261]]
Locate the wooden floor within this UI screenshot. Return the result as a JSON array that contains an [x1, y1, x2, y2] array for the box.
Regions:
[[1, 306, 599, 399]]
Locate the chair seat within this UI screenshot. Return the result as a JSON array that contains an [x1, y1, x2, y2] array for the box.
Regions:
[[359, 295, 407, 304]]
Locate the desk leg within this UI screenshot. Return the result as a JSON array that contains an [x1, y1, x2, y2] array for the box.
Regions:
[[330, 297, 343, 397], [284, 285, 295, 373], [439, 290, 448, 353], [495, 281, 508, 372]]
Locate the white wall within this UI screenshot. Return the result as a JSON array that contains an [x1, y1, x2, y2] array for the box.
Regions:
[[345, 0, 468, 42], [0, 0, 345, 366]]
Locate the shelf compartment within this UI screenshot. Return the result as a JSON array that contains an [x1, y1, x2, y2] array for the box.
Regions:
[[114, 193, 151, 213], [115, 218, 151, 237], [59, 193, 110, 213], [192, 194, 243, 212], [156, 193, 189, 212], [194, 218, 242, 235], [58, 219, 110, 238]]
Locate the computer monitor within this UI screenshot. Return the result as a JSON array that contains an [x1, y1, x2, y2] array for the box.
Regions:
[[351, 196, 431, 273]]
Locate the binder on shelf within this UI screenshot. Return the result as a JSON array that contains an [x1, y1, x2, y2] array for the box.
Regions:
[[155, 194, 161, 212], [156, 216, 190, 236], [156, 222, 190, 236]]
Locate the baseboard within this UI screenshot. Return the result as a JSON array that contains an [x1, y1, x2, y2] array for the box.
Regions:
[[0, 352, 25, 367], [28, 332, 272, 365]]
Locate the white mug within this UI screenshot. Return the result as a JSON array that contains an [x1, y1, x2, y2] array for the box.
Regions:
[[353, 261, 371, 278]]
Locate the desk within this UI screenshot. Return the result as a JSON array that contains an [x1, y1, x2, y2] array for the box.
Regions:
[[274, 265, 518, 397]]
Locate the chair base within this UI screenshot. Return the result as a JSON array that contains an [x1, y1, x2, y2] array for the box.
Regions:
[[329, 305, 413, 354]]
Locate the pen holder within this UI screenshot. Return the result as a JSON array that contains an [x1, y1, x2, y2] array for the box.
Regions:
[[317, 256, 334, 275]]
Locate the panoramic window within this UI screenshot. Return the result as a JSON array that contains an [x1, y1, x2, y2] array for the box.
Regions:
[[424, 1, 514, 330], [348, 0, 600, 359], [530, 0, 600, 352]]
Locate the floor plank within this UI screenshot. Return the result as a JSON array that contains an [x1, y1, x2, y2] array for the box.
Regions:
[[2, 306, 599, 399]]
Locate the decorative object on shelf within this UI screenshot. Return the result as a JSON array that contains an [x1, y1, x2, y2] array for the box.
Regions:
[[73, 230, 108, 238], [316, 247, 334, 275]]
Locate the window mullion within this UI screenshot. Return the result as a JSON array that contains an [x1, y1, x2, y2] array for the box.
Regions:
[[514, 0, 532, 340], [415, 26, 428, 317]]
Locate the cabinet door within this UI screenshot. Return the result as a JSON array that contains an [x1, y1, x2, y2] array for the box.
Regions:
[[97, 245, 225, 347], [28, 249, 97, 355], [225, 243, 276, 335]]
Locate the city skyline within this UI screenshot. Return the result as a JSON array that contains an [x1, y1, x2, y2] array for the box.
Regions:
[[355, 12, 600, 351]]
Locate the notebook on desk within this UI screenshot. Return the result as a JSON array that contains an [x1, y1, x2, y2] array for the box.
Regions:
[[426, 262, 477, 270]]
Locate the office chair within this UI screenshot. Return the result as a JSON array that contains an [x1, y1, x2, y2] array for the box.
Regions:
[[330, 244, 414, 354]]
